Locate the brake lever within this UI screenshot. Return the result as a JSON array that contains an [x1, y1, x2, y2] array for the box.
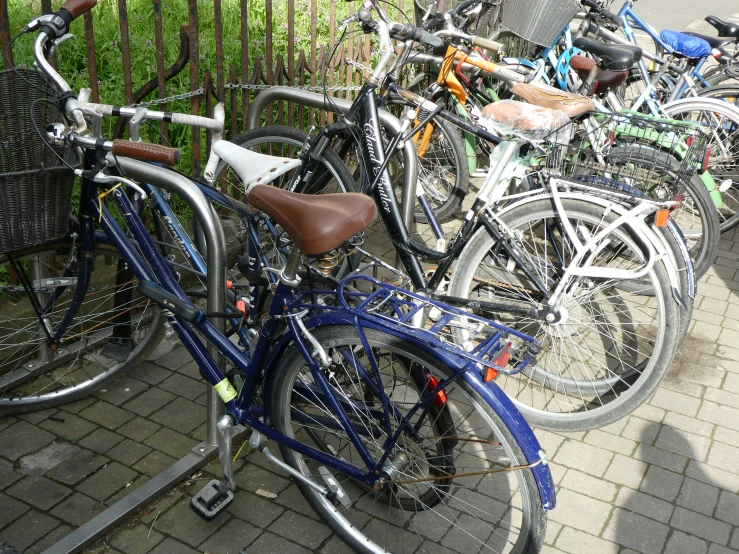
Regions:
[[93, 171, 148, 201], [49, 33, 75, 56]]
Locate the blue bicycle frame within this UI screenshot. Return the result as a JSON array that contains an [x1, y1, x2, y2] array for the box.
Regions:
[[54, 150, 556, 509]]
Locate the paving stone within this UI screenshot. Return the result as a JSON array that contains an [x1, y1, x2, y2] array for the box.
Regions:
[[716, 490, 739, 526], [198, 517, 261, 553], [132, 450, 177, 477], [148, 538, 199, 554], [544, 521, 562, 546], [153, 498, 230, 547], [677, 477, 721, 516], [116, 417, 161, 442], [604, 454, 648, 489], [650, 388, 702, 417], [46, 449, 108, 485], [158, 373, 205, 401], [0, 421, 55, 461], [561, 469, 617, 502], [58, 396, 96, 414], [247, 532, 310, 554], [105, 439, 152, 466], [93, 376, 149, 406], [664, 531, 708, 554], [692, 321, 723, 342], [724, 372, 739, 394], [0, 491, 29, 530], [697, 283, 730, 301], [615, 487, 674, 524], [621, 417, 661, 445], [602, 508, 670, 553], [17, 442, 80, 475], [24, 523, 71, 554], [548, 489, 612, 535], [79, 401, 135, 430], [272, 483, 320, 520], [128, 361, 172, 385], [105, 474, 150, 506], [178, 360, 204, 380], [634, 444, 688, 473], [706, 387, 739, 410], [123, 388, 177, 418], [110, 524, 164, 554], [732, 531, 739, 550], [708, 441, 739, 476], [584, 429, 636, 456], [6, 475, 72, 510], [0, 458, 21, 490], [50, 492, 105, 527], [38, 413, 97, 441], [154, 347, 194, 371], [143, 427, 197, 458], [663, 412, 715, 438], [640, 466, 684, 502], [269, 510, 332, 549], [0, 509, 60, 552], [235, 464, 290, 495], [671, 506, 733, 544], [77, 428, 125, 454], [16, 408, 56, 425], [552, 441, 613, 477], [699, 401, 739, 432], [149, 397, 205, 434], [227, 491, 285, 528], [532, 429, 566, 457], [655, 426, 712, 461], [320, 536, 360, 554], [707, 544, 739, 554], [555, 527, 619, 554], [686, 459, 739, 493], [140, 491, 183, 524], [75, 462, 138, 502], [632, 403, 666, 423]]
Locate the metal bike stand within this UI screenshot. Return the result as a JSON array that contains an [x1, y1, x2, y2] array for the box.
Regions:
[[245, 86, 419, 236], [44, 158, 245, 554]]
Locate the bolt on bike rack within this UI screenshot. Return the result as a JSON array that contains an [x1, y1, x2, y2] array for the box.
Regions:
[[245, 86, 420, 237], [44, 159, 247, 554]]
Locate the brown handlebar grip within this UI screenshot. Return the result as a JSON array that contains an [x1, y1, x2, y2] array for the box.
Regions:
[[59, 0, 98, 18], [111, 140, 181, 166]]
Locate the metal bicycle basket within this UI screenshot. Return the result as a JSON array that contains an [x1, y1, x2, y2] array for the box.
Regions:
[[540, 111, 710, 202], [0, 68, 80, 253], [500, 0, 582, 47]]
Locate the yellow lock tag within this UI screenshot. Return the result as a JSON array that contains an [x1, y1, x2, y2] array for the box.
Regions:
[[214, 378, 238, 403]]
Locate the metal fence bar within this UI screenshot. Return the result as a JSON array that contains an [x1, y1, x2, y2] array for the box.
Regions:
[[153, 0, 168, 139]]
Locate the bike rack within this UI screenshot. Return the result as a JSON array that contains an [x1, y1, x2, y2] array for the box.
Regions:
[[44, 159, 245, 554], [245, 86, 419, 235]]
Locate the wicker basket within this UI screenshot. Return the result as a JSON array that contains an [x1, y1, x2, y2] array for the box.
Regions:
[[501, 0, 582, 47], [0, 69, 79, 253]]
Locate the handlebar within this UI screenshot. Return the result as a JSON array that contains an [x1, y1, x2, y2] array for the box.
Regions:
[[581, 0, 623, 27], [388, 22, 443, 49], [111, 140, 181, 165]]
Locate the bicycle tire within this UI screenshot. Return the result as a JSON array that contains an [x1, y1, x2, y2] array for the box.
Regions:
[[605, 145, 719, 280], [0, 240, 165, 413], [448, 197, 680, 431], [269, 325, 547, 554], [661, 98, 739, 233], [384, 94, 470, 221]]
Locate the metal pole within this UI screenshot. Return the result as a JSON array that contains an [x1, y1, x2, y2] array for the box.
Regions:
[[245, 86, 418, 238], [44, 157, 230, 554]]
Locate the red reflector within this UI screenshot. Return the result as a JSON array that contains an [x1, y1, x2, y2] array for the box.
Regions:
[[235, 300, 247, 316], [483, 367, 498, 383], [655, 209, 670, 227], [686, 135, 694, 146], [702, 147, 710, 174], [425, 373, 447, 407], [492, 342, 512, 368], [226, 280, 233, 290], [674, 193, 685, 207]]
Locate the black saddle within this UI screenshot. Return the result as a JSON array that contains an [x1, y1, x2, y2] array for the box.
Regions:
[[684, 31, 734, 49], [573, 37, 642, 71], [705, 16, 739, 39]]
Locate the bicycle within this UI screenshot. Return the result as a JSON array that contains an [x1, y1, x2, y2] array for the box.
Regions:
[[9, 2, 557, 551]]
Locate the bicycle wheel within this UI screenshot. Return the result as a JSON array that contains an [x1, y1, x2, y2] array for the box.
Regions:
[[448, 197, 680, 431], [603, 145, 719, 280], [197, 125, 358, 270], [385, 95, 470, 221], [0, 240, 164, 413], [270, 325, 547, 554], [661, 99, 739, 232]]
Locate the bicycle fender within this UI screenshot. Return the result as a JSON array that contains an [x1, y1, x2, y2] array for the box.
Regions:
[[665, 218, 697, 299], [698, 170, 724, 209], [263, 311, 556, 511]]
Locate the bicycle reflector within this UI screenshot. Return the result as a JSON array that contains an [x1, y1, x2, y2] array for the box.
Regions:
[[425, 373, 448, 407], [655, 209, 670, 228], [484, 342, 512, 382], [686, 135, 710, 174]]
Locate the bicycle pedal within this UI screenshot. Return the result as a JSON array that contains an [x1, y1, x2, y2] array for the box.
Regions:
[[190, 479, 234, 520], [318, 466, 352, 508]]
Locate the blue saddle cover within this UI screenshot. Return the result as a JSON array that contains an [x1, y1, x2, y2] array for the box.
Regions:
[[660, 30, 712, 58]]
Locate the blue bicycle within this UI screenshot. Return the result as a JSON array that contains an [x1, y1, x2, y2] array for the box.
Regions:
[[1, 1, 555, 551]]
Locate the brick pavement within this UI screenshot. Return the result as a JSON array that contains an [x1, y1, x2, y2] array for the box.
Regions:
[[0, 213, 738, 554]]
